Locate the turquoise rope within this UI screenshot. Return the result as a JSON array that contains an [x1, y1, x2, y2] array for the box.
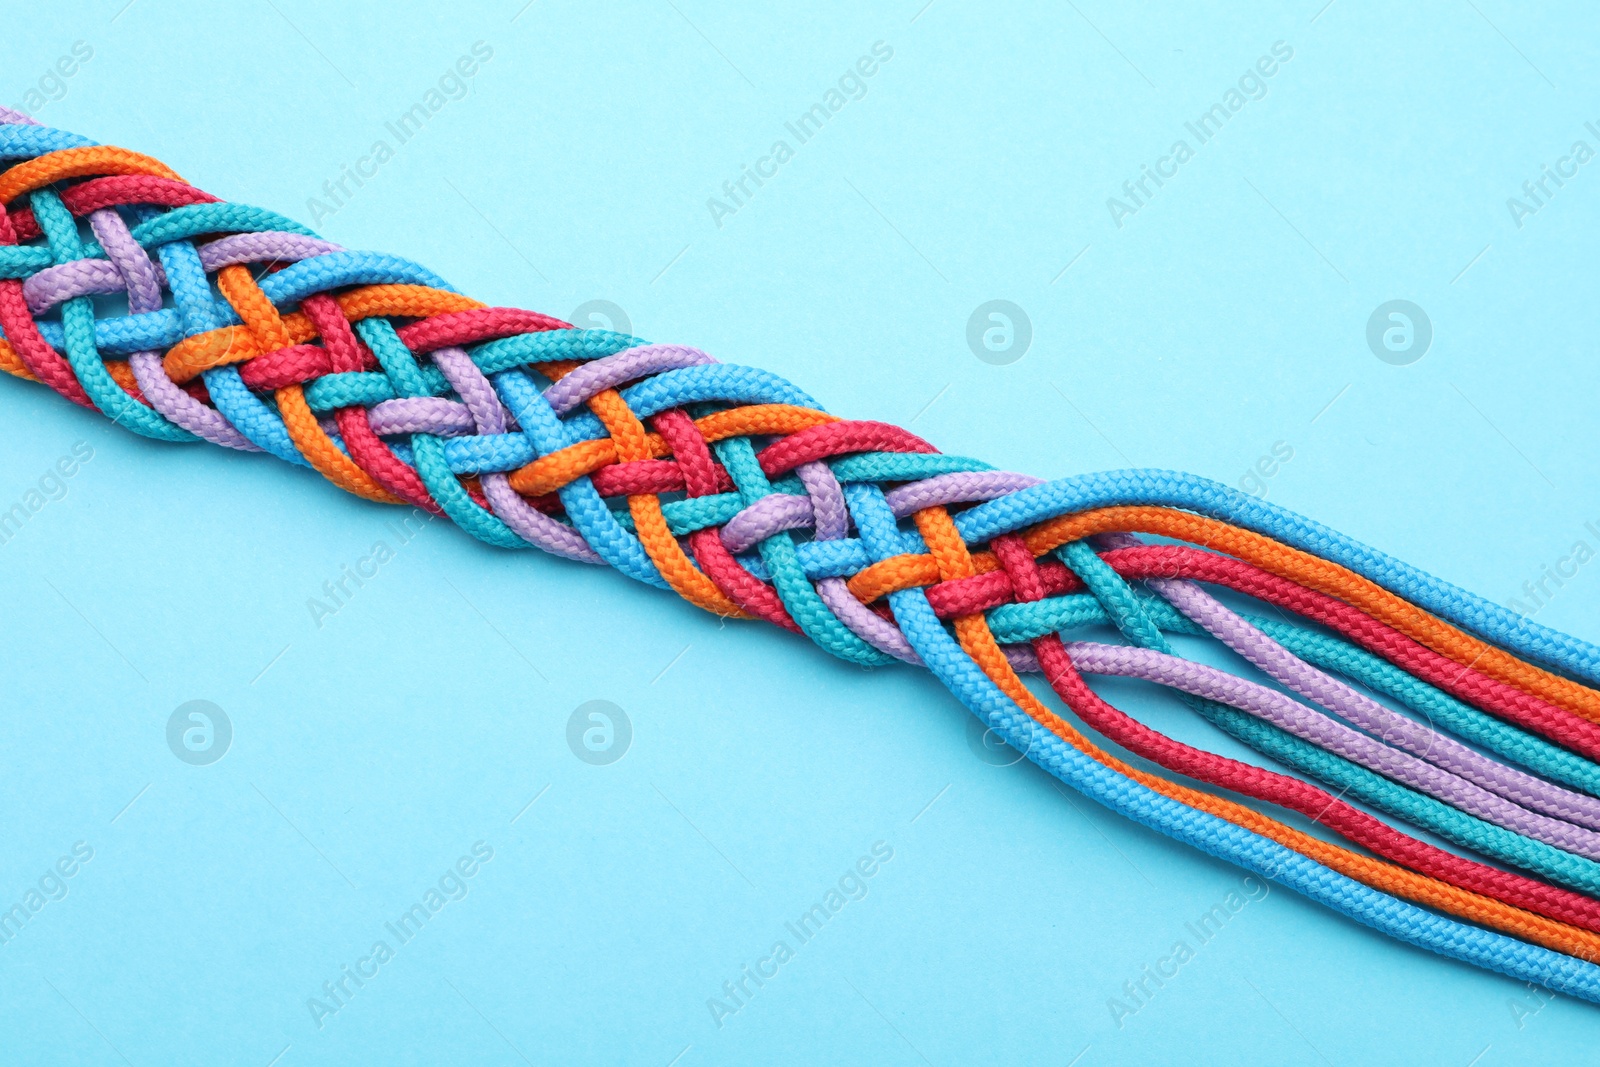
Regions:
[[1053, 542, 1600, 895]]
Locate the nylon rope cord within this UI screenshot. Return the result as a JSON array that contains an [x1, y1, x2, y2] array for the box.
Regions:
[[6, 113, 1600, 1000]]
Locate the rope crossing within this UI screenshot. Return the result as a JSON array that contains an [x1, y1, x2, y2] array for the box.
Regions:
[[7, 112, 1600, 1001]]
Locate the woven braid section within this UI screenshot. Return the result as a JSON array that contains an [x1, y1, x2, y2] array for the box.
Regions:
[[8, 114, 1600, 999]]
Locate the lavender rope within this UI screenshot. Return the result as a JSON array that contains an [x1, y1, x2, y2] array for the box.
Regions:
[[432, 345, 601, 563], [883, 471, 1045, 517], [1150, 577, 1600, 831], [1062, 639, 1600, 861], [542, 344, 715, 416]]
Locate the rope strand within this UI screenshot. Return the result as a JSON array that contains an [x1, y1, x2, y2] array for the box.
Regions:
[[7, 114, 1600, 999]]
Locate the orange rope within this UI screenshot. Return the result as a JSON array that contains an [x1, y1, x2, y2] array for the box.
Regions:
[[910, 505, 1600, 962]]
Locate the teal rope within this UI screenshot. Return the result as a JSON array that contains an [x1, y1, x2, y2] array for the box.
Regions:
[[1054, 542, 1600, 895]]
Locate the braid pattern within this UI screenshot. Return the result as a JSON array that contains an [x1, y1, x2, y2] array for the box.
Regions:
[[9, 113, 1600, 1001]]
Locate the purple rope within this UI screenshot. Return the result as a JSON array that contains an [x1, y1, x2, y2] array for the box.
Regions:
[[1004, 642, 1040, 674], [1061, 638, 1600, 861], [83, 203, 261, 450], [884, 471, 1044, 517], [367, 397, 476, 436], [720, 494, 815, 554], [721, 470, 1044, 553], [796, 461, 849, 541], [431, 345, 602, 563], [22, 232, 343, 313], [816, 577, 922, 664], [542, 344, 716, 416], [1151, 576, 1600, 831], [196, 233, 344, 272], [23, 257, 141, 313], [780, 456, 920, 662], [23, 227, 346, 450]]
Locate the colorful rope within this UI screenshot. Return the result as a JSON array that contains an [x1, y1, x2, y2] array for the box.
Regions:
[[7, 113, 1600, 1000]]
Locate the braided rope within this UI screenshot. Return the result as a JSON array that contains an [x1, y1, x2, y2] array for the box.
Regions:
[[8, 113, 1600, 999]]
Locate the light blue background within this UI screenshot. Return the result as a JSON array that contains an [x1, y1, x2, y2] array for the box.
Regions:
[[2, 1, 1599, 1063]]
